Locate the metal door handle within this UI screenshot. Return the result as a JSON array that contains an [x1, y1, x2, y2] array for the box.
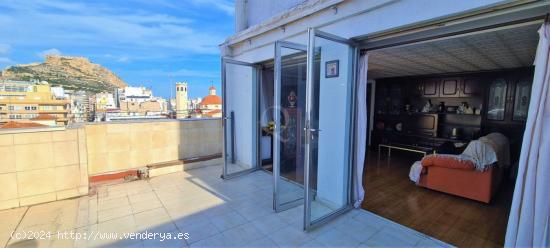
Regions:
[[303, 128, 322, 132]]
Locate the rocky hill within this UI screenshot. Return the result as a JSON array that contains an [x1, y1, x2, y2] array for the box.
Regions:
[[0, 55, 127, 92]]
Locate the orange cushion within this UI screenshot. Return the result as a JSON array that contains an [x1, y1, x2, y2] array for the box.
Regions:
[[421, 155, 476, 170]]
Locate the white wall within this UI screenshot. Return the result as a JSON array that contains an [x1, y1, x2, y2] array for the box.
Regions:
[[315, 37, 353, 208], [225, 63, 257, 168], [246, 0, 307, 28]]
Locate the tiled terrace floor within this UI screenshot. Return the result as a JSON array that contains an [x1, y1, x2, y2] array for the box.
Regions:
[[1, 164, 450, 247]]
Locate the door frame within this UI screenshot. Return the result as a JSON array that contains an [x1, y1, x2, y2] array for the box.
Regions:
[[273, 40, 308, 212], [221, 57, 262, 180], [303, 28, 359, 230]]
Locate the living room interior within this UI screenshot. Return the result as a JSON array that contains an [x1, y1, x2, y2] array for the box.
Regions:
[[361, 21, 539, 247]]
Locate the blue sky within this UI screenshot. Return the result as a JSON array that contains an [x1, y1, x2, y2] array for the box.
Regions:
[[0, 0, 234, 99]]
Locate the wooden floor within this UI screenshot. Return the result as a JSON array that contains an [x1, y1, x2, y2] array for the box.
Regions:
[[361, 150, 514, 247]]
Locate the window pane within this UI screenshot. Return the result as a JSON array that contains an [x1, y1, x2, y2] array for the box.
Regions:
[[513, 80, 531, 121], [487, 79, 507, 121]]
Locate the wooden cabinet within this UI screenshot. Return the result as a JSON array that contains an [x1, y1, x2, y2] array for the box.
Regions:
[[460, 77, 483, 97], [440, 78, 460, 97], [419, 78, 439, 97], [439, 77, 483, 98]]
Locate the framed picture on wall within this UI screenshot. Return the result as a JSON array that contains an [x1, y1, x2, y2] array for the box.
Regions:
[[325, 60, 339, 78]]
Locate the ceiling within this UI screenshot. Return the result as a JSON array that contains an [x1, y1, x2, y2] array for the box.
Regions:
[[367, 23, 540, 79]]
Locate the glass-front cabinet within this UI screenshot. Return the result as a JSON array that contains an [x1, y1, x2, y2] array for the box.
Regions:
[[512, 79, 531, 121], [487, 78, 507, 121], [485, 73, 533, 124]]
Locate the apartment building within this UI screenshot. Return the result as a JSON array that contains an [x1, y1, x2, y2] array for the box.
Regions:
[[0, 80, 70, 126]]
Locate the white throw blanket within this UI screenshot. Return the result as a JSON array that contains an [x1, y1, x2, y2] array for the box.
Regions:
[[409, 161, 423, 184], [461, 140, 497, 171], [409, 132, 510, 183], [462, 132, 510, 171]]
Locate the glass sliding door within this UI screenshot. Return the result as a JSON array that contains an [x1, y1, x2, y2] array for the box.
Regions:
[[222, 58, 260, 179], [304, 28, 357, 229], [273, 41, 308, 212]]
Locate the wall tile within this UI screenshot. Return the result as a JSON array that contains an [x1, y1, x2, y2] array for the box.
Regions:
[[53, 141, 79, 167], [14, 143, 54, 171], [130, 131, 151, 150], [0, 146, 16, 173], [106, 133, 130, 152], [0, 134, 13, 146], [0, 173, 18, 201], [17, 168, 56, 197], [85, 125, 106, 136], [79, 162, 88, 187], [0, 199, 19, 210], [129, 123, 149, 132], [57, 189, 80, 200], [88, 153, 107, 175], [107, 151, 129, 171], [13, 132, 52, 145], [129, 150, 150, 168], [86, 134, 107, 155], [106, 124, 127, 134], [55, 165, 80, 190], [19, 192, 56, 206], [151, 131, 168, 149], [52, 129, 77, 142], [78, 135, 88, 165]]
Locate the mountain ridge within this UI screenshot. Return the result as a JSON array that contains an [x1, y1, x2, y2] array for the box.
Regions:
[[0, 55, 127, 92]]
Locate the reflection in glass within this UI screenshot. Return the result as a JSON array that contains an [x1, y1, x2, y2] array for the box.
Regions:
[[487, 79, 507, 121], [278, 47, 307, 208], [513, 80, 531, 121]]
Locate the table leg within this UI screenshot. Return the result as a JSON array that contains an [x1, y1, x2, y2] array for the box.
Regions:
[[378, 145, 381, 160]]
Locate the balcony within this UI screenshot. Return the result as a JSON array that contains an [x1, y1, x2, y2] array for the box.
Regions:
[[1, 168, 449, 247], [0, 119, 449, 247]]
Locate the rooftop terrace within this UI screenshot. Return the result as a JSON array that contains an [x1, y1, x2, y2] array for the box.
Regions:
[[1, 163, 450, 247], [0, 119, 451, 247]]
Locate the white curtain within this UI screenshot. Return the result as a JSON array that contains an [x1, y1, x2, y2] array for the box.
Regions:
[[505, 22, 550, 247], [353, 53, 368, 208]]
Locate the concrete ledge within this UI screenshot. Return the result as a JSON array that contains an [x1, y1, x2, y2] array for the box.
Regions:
[[184, 158, 223, 171], [147, 154, 222, 178]]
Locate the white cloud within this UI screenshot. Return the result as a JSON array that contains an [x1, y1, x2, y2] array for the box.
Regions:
[[117, 56, 130, 63], [0, 57, 14, 63], [37, 48, 61, 58], [0, 44, 10, 54], [189, 0, 233, 15]]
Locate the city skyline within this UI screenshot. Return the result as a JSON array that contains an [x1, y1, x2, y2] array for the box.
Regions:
[[0, 0, 233, 99]]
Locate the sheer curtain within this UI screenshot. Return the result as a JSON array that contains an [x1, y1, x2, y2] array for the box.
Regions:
[[353, 53, 368, 208], [505, 22, 550, 247]]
